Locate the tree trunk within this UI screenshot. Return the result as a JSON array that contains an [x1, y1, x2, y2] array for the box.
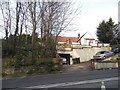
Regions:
[[13, 2, 21, 56]]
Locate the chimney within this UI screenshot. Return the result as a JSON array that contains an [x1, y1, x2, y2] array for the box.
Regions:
[[78, 33, 80, 38]]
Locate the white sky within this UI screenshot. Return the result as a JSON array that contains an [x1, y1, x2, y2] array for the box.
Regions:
[[0, 0, 119, 39], [63, 0, 119, 39]]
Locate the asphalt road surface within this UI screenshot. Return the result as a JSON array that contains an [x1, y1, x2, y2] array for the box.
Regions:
[[2, 69, 119, 89]]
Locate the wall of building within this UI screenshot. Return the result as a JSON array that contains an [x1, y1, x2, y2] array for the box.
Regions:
[[81, 38, 98, 46], [72, 47, 111, 63], [58, 46, 111, 65]]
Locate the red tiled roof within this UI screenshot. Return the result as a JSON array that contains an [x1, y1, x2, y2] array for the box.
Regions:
[[53, 36, 79, 42]]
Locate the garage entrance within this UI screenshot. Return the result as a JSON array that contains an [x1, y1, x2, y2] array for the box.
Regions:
[[59, 54, 70, 65], [73, 58, 80, 64]]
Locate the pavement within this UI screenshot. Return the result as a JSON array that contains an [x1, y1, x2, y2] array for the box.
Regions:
[[62, 61, 92, 73]]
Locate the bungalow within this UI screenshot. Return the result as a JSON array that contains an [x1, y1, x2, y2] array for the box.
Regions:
[[55, 32, 98, 46], [54, 32, 111, 65]]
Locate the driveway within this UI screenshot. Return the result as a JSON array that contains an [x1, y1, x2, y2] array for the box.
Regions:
[[62, 61, 92, 72]]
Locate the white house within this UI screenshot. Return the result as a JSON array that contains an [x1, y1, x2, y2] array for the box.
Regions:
[[78, 32, 98, 46], [53, 32, 111, 65], [54, 32, 98, 46]]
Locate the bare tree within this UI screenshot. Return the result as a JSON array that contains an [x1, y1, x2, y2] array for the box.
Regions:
[[19, 3, 27, 36], [14, 2, 21, 36], [13, 2, 21, 55], [1, 0, 81, 58], [38, 1, 81, 40], [0, 1, 11, 39]]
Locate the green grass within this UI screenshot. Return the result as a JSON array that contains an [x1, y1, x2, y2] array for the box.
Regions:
[[2, 64, 60, 78]]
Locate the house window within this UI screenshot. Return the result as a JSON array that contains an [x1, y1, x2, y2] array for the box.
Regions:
[[88, 40, 93, 46], [90, 40, 93, 43], [67, 39, 72, 44]]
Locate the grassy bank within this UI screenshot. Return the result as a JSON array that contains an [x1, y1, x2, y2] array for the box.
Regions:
[[2, 58, 61, 78]]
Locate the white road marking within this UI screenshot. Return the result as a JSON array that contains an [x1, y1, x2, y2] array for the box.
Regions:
[[25, 77, 118, 88], [101, 81, 106, 90]]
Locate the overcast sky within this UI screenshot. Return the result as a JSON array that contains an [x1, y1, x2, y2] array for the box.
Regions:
[[0, 0, 119, 39], [63, 0, 119, 39]]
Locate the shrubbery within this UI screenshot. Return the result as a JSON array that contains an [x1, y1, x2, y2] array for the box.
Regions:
[[3, 58, 60, 77], [2, 34, 59, 77]]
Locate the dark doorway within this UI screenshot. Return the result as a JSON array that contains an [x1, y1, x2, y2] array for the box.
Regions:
[[59, 54, 70, 65], [73, 58, 80, 64]]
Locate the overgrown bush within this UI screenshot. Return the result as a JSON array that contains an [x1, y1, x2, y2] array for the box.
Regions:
[[26, 69, 35, 75], [3, 58, 16, 68], [2, 72, 7, 77], [3, 59, 59, 77], [25, 61, 59, 75], [40, 61, 56, 67], [46, 67, 59, 72], [2, 34, 59, 77]]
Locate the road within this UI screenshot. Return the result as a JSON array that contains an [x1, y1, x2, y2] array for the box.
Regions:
[[2, 69, 119, 89]]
